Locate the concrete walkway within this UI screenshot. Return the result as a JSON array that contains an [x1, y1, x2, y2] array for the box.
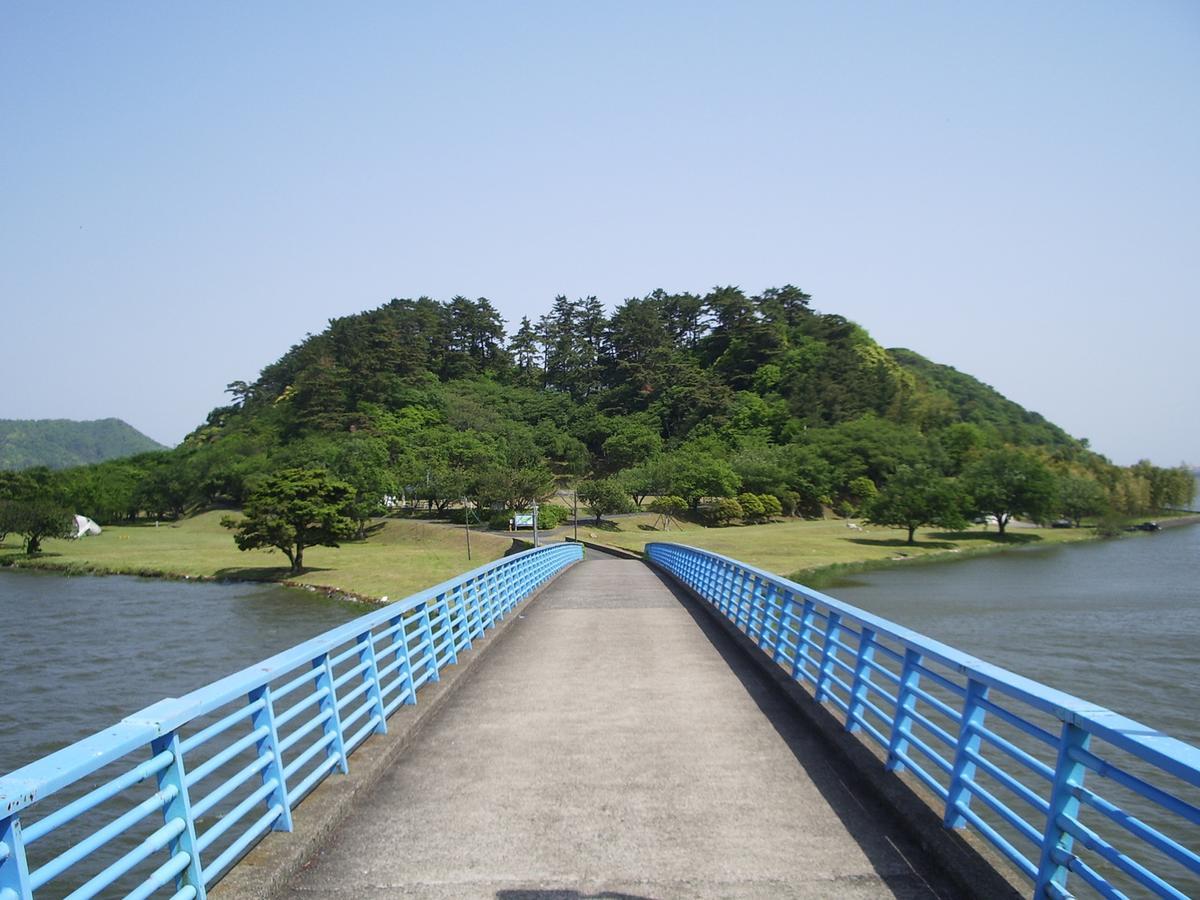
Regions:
[[286, 560, 954, 899]]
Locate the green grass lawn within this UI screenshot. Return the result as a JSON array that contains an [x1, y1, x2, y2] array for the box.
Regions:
[[576, 513, 1097, 586], [0, 510, 512, 602]]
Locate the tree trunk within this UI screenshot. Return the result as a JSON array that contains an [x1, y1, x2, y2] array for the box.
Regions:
[[996, 514, 1008, 536], [907, 526, 916, 544], [292, 544, 304, 573], [26, 534, 41, 554]]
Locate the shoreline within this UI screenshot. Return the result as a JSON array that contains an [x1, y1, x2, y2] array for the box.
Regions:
[[793, 513, 1200, 589], [4, 514, 1197, 603]]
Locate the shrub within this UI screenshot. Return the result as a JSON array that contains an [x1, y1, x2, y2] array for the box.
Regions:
[[706, 496, 744, 526], [758, 493, 784, 518], [738, 492, 766, 523]]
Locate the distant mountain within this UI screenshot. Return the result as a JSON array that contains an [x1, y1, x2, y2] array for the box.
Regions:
[[0, 418, 166, 470]]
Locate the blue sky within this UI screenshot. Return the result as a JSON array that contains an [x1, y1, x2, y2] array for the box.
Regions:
[[2, 2, 1196, 465]]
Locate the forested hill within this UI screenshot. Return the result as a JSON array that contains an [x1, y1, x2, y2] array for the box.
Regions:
[[27, 286, 1192, 526], [0, 418, 165, 470]]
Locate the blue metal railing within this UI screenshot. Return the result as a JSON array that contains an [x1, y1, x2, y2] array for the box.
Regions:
[[0, 542, 581, 899], [647, 542, 1200, 900]]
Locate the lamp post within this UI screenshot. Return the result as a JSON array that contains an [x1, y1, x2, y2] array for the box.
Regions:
[[532, 501, 540, 548], [462, 496, 471, 561], [573, 489, 578, 542]]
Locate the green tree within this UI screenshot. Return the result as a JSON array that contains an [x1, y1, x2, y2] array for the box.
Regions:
[[864, 466, 966, 544], [578, 478, 634, 525], [961, 449, 1056, 536], [221, 468, 356, 573], [0, 500, 76, 554], [331, 435, 396, 537], [1055, 474, 1107, 527], [601, 420, 663, 470]]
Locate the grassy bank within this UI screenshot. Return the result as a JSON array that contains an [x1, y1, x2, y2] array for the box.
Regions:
[[0, 510, 512, 601], [574, 513, 1098, 586]]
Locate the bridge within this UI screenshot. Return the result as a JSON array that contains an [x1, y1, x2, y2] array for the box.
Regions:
[[1, 544, 1198, 899]]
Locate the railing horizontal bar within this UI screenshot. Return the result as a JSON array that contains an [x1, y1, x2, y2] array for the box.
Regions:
[[907, 708, 958, 750], [960, 779, 1042, 847], [861, 657, 902, 687], [911, 664, 967, 701], [191, 752, 272, 819], [278, 708, 333, 754], [196, 777, 278, 853], [345, 715, 383, 753], [170, 886, 199, 900], [963, 746, 1049, 816], [285, 752, 340, 806], [975, 695, 1057, 748], [185, 725, 269, 787], [272, 663, 325, 701], [331, 658, 371, 690], [125, 849, 192, 900], [861, 676, 899, 708], [382, 686, 413, 716], [63, 815, 185, 900], [328, 643, 362, 668], [977, 727, 1055, 782], [950, 798, 1038, 880], [30, 784, 177, 890], [1069, 745, 1200, 826], [1078, 784, 1200, 874], [276, 686, 329, 728], [282, 731, 337, 780], [180, 699, 265, 755], [1058, 814, 1187, 899], [1060, 854, 1124, 900], [893, 750, 950, 802], [339, 699, 375, 732], [376, 655, 409, 682], [902, 731, 953, 777], [857, 717, 890, 751], [908, 683, 962, 724], [23, 750, 173, 845], [335, 677, 376, 711], [200, 804, 282, 885]]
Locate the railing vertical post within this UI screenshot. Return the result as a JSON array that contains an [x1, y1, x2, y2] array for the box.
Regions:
[[391, 612, 416, 706], [356, 630, 388, 736], [1035, 722, 1091, 897], [455, 581, 473, 652], [439, 594, 458, 666], [485, 574, 499, 630], [758, 581, 778, 653], [886, 649, 922, 773], [944, 678, 988, 827], [0, 814, 33, 900], [313, 653, 348, 774], [418, 602, 440, 683], [150, 731, 207, 898], [816, 611, 842, 705], [793, 597, 817, 683], [247, 685, 294, 831], [773, 593, 794, 666], [847, 626, 876, 735]]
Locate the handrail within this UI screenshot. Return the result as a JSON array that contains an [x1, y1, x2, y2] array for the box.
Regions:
[[646, 542, 1200, 899], [0, 541, 582, 899]]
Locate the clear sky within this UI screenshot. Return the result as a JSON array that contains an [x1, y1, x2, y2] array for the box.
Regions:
[[2, 2, 1196, 466]]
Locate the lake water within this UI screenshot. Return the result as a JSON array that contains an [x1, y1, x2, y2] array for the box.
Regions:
[[0, 571, 366, 775]]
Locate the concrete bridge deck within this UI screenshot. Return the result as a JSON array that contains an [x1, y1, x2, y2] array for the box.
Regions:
[[285, 559, 956, 899]]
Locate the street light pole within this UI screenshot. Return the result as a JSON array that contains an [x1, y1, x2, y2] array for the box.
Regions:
[[573, 489, 578, 542], [462, 496, 472, 561], [532, 500, 540, 548]]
